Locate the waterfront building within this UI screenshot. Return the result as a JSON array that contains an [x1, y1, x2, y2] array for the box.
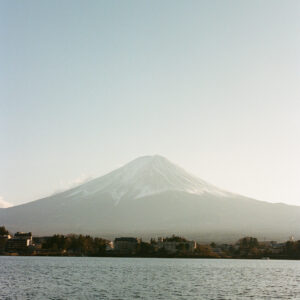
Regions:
[[114, 237, 140, 255], [157, 237, 196, 254], [6, 232, 33, 252]]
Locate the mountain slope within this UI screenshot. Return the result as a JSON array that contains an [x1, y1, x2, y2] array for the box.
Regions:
[[1, 155, 299, 242]]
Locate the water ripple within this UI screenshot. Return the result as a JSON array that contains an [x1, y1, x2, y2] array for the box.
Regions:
[[1, 257, 300, 299]]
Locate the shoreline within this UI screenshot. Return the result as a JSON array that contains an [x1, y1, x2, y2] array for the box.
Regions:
[[1, 253, 298, 260]]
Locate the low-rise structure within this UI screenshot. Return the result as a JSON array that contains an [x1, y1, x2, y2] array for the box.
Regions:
[[114, 237, 140, 255], [6, 232, 33, 252], [157, 236, 196, 254], [257, 241, 284, 253]]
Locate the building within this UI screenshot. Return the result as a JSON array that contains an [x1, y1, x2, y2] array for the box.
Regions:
[[157, 237, 196, 254], [114, 237, 140, 255], [261, 241, 284, 254], [6, 232, 33, 252]]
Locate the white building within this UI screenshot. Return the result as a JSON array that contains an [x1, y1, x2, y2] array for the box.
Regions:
[[157, 237, 196, 254]]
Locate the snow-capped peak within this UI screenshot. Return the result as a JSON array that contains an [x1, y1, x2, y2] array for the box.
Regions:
[[64, 155, 228, 205]]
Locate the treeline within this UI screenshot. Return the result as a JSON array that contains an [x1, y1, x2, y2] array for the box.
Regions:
[[213, 237, 300, 259], [40, 235, 219, 258], [41, 234, 108, 256], [279, 240, 300, 259], [0, 226, 9, 252], [1, 226, 300, 259], [0, 226, 9, 235]]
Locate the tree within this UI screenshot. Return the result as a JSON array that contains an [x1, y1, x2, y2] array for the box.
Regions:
[[239, 237, 258, 249], [0, 226, 9, 235], [137, 241, 155, 256], [194, 244, 218, 258], [164, 235, 187, 242]]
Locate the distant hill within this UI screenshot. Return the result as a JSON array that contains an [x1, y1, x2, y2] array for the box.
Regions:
[[1, 155, 299, 242]]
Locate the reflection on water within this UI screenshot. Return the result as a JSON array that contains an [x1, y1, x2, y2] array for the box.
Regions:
[[1, 256, 300, 299]]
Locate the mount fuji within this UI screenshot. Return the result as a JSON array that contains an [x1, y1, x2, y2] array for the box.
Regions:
[[1, 155, 300, 242]]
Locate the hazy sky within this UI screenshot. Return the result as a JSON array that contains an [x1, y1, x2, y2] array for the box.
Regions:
[[1, 0, 299, 207]]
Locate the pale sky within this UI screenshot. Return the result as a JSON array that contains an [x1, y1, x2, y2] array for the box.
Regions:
[[1, 0, 299, 207]]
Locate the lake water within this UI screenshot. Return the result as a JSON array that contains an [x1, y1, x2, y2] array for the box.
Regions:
[[1, 257, 300, 299]]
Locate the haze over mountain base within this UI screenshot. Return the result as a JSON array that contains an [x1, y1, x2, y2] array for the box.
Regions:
[[1, 155, 299, 242]]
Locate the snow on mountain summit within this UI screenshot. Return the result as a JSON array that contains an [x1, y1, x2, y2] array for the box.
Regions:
[[64, 155, 228, 204]]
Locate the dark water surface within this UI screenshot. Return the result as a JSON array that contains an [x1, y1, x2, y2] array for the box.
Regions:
[[1, 256, 300, 299]]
